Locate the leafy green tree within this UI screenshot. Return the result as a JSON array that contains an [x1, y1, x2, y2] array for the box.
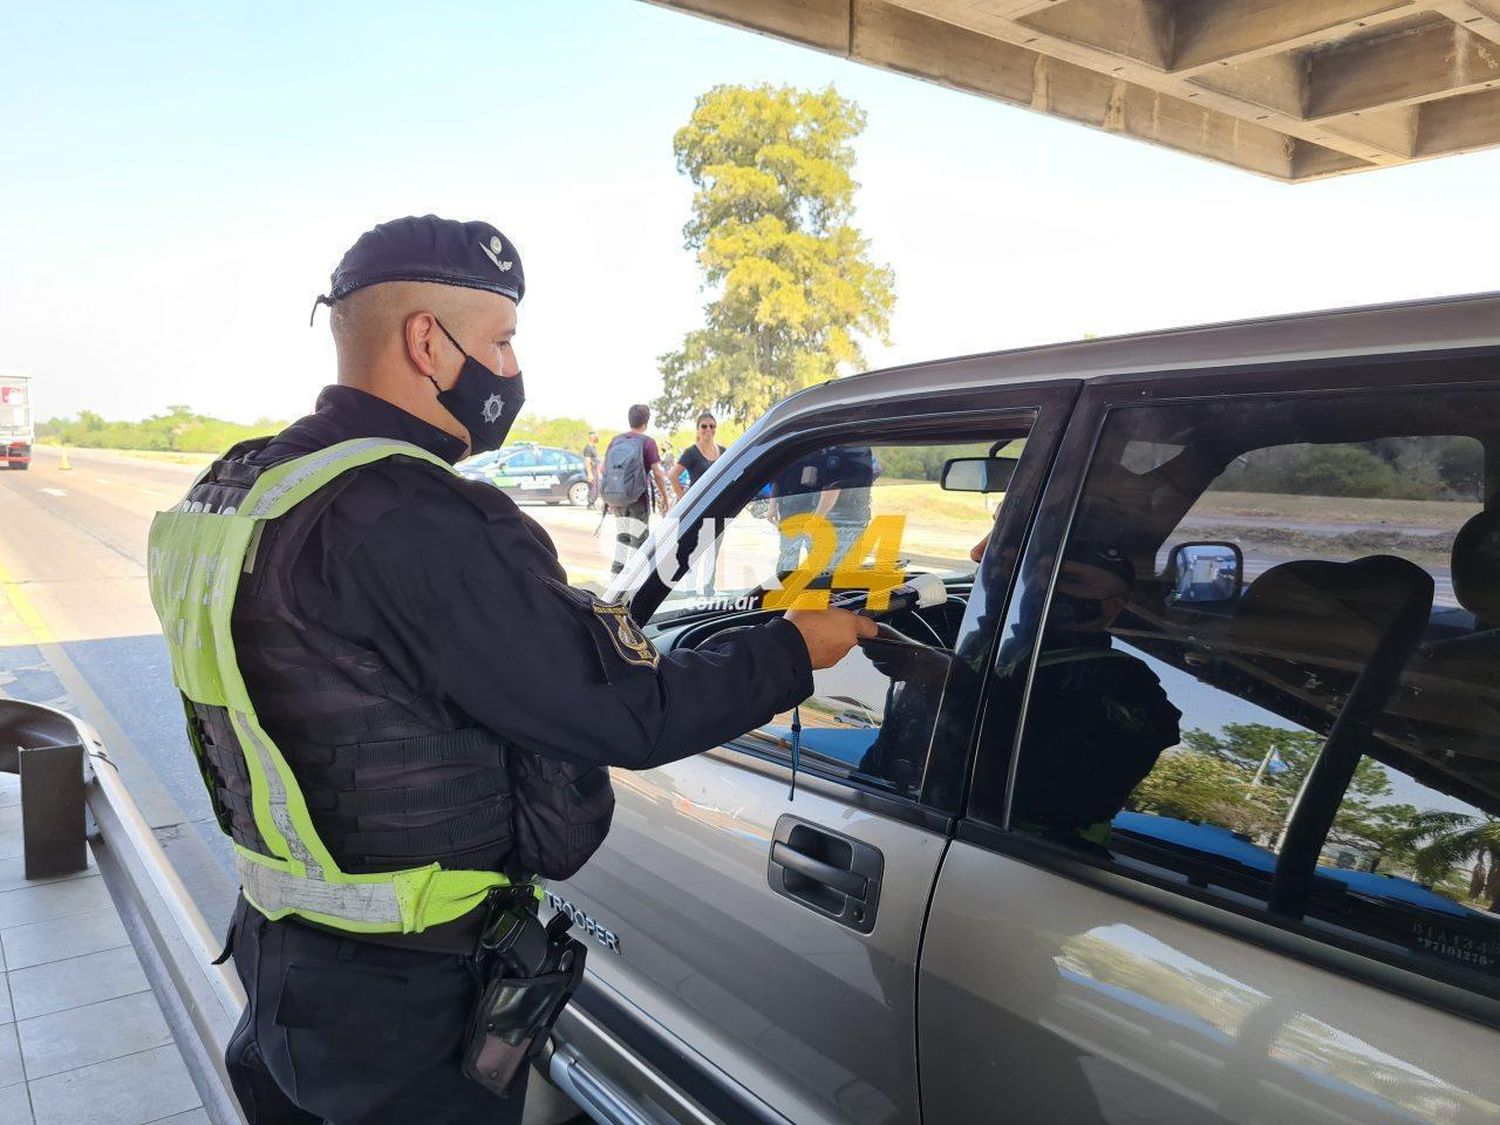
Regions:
[[1185, 724, 1392, 814], [1380, 813, 1500, 911], [655, 84, 895, 427], [1129, 748, 1278, 836], [1130, 724, 1396, 846]]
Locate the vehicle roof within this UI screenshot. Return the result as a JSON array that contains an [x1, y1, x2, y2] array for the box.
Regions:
[[762, 290, 1500, 428]]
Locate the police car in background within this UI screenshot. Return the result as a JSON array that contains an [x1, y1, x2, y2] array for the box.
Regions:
[[459, 443, 591, 506]]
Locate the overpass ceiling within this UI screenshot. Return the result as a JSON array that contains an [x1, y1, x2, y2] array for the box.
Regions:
[[648, 0, 1500, 180]]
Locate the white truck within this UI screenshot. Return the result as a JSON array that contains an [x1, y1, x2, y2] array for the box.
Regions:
[[1, 375, 33, 470]]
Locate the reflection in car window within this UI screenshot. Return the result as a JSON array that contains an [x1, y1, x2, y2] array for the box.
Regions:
[[649, 433, 1030, 797], [988, 386, 1500, 996]]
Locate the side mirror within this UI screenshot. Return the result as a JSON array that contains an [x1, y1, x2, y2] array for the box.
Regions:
[[1168, 542, 1244, 606], [941, 456, 1018, 494]]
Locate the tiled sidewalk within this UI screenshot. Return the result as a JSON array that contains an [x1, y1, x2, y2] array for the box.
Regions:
[[0, 773, 208, 1125]]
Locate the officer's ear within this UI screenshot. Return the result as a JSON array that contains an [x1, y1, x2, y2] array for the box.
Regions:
[[404, 312, 445, 382]]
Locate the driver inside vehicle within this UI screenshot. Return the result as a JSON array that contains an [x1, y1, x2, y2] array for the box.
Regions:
[[862, 518, 1181, 847], [1003, 541, 1181, 847]]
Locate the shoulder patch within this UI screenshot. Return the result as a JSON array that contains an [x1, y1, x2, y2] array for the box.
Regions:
[[537, 575, 660, 671]]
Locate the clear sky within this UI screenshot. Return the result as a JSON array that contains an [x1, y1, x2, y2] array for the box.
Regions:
[[6, 0, 1500, 427]]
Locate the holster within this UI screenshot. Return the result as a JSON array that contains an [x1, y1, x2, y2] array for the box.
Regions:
[[462, 891, 587, 1096]]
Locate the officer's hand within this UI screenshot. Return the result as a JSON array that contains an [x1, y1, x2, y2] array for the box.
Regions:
[[860, 629, 952, 685], [785, 607, 879, 670]]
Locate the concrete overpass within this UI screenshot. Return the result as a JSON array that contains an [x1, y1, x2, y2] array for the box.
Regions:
[[648, 0, 1500, 180]]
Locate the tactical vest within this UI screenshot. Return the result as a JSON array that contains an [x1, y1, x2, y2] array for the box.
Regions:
[[148, 438, 529, 935]]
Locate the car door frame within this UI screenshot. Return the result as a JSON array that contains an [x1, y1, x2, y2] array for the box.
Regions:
[[550, 377, 1081, 1125], [629, 379, 1082, 816], [950, 344, 1500, 1033]]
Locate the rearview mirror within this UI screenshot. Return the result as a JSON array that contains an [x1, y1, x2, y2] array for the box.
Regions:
[[1168, 542, 1243, 606], [941, 456, 1017, 494]]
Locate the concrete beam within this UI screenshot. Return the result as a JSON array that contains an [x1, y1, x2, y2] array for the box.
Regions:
[[641, 0, 1496, 179], [1306, 16, 1500, 118], [1415, 85, 1500, 151], [1320, 105, 1421, 156], [849, 0, 1363, 179], [1170, 0, 1420, 72], [1016, 0, 1175, 69], [1187, 52, 1309, 117], [1434, 0, 1500, 46]]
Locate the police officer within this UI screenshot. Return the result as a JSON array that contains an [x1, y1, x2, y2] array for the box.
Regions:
[[147, 215, 874, 1124], [858, 533, 1179, 840], [1004, 541, 1182, 845]]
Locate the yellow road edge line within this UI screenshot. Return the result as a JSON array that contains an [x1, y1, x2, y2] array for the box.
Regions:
[[0, 555, 58, 646]]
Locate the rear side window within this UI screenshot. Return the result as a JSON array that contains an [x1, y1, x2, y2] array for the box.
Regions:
[[978, 385, 1500, 998]]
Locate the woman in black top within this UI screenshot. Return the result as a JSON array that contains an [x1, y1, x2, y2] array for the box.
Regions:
[[670, 410, 725, 500]]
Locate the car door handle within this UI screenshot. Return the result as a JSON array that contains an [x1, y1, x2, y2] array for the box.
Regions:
[[768, 815, 883, 933], [771, 842, 867, 899]]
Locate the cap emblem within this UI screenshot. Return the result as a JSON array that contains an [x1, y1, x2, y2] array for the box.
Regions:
[[480, 235, 514, 273]]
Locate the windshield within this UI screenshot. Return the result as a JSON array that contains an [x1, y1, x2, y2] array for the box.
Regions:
[[642, 437, 1025, 622]]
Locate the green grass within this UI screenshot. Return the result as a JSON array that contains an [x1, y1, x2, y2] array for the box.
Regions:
[[1194, 490, 1479, 529]]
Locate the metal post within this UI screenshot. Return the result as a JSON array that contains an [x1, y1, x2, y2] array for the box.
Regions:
[[19, 740, 87, 879]]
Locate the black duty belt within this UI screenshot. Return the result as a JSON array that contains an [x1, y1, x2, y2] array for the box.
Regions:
[[287, 898, 494, 957]]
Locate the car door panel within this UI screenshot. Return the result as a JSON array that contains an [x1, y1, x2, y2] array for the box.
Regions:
[[919, 366, 1500, 1124], [921, 842, 1500, 1124], [554, 750, 945, 1125], [549, 385, 1076, 1122]]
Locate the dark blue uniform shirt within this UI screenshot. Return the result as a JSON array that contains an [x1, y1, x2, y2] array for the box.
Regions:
[[246, 385, 813, 769]]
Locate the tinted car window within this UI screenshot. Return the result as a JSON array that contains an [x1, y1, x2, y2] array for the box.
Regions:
[[980, 385, 1500, 996], [650, 431, 1030, 798]]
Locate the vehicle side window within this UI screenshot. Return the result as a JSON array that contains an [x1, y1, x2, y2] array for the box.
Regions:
[[506, 449, 539, 468], [649, 428, 1031, 798], [978, 385, 1500, 997]]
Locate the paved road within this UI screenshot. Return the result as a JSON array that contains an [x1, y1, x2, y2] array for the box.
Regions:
[[0, 447, 240, 931]]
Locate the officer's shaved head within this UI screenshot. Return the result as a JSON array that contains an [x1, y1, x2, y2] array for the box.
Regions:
[[331, 282, 503, 383], [327, 280, 519, 449]]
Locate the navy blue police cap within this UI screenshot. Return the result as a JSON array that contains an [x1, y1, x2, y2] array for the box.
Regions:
[[311, 215, 524, 323], [1067, 541, 1136, 587]]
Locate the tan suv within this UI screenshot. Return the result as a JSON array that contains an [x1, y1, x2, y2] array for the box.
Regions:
[[539, 293, 1500, 1125]]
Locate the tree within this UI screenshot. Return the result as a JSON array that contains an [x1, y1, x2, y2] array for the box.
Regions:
[[1130, 724, 1396, 846], [655, 84, 895, 427], [1392, 814, 1500, 912], [1129, 748, 1279, 836]]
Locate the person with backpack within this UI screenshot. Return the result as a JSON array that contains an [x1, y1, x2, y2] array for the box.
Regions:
[[600, 403, 671, 575]]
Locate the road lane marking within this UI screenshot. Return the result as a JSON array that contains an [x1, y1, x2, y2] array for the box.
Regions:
[[0, 544, 214, 842], [0, 554, 57, 646], [40, 487, 69, 497]]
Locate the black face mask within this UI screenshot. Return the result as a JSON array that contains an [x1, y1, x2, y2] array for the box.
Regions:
[[1048, 593, 1105, 630], [429, 318, 525, 454]]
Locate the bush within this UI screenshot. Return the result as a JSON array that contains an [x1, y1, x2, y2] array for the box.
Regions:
[[38, 408, 284, 453]]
